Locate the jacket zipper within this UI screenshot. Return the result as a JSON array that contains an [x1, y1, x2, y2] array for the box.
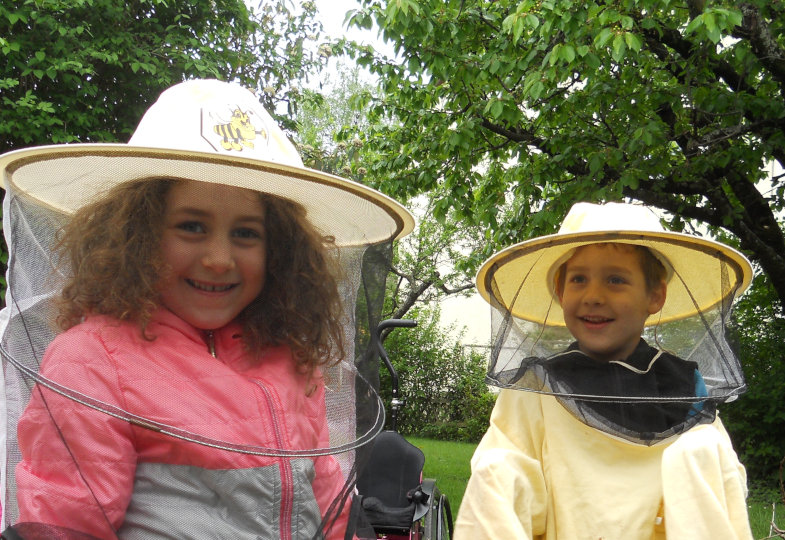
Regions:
[[205, 332, 293, 538], [205, 330, 217, 358], [254, 380, 294, 540]]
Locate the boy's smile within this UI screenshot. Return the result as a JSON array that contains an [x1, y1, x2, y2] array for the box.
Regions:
[[158, 181, 267, 330], [557, 244, 666, 362]]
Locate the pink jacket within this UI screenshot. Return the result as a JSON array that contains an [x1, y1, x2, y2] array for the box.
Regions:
[[15, 309, 351, 539]]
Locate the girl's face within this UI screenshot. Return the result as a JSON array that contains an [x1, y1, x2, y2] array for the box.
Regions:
[[557, 244, 666, 362], [158, 181, 266, 330]]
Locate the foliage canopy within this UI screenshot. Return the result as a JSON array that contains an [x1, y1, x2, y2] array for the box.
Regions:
[[345, 0, 785, 312], [295, 63, 483, 320], [721, 274, 785, 488], [379, 306, 496, 442], [0, 0, 323, 150]]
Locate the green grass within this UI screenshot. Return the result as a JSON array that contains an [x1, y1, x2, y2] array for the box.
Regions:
[[408, 437, 476, 513], [406, 437, 783, 539], [748, 497, 785, 539]]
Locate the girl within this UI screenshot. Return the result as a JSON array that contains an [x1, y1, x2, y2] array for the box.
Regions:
[[0, 79, 414, 539]]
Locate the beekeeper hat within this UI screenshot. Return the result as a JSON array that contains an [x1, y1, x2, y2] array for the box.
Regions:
[[476, 202, 753, 326], [0, 78, 414, 247]]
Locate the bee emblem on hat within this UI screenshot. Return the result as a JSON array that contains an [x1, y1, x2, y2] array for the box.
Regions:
[[211, 108, 268, 152]]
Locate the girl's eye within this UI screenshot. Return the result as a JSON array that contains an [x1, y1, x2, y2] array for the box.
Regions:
[[568, 274, 586, 284], [233, 227, 263, 240], [176, 221, 205, 234]]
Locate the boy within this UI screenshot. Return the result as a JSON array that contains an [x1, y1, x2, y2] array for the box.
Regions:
[[455, 202, 753, 539]]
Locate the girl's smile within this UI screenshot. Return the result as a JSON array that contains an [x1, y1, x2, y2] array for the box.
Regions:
[[186, 279, 237, 293], [158, 181, 267, 330]]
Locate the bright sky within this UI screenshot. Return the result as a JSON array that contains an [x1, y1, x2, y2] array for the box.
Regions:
[[313, 0, 492, 346], [316, 0, 378, 43]]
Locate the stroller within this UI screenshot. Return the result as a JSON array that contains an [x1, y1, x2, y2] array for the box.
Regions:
[[352, 319, 454, 540]]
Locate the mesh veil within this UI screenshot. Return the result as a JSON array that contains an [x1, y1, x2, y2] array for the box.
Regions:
[[481, 239, 749, 446], [0, 171, 397, 537]]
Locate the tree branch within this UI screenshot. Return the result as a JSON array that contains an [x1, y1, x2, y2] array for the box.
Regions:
[[733, 3, 785, 95], [438, 281, 474, 295]]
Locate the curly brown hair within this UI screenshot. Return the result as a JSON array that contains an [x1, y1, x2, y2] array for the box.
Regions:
[[55, 177, 345, 377]]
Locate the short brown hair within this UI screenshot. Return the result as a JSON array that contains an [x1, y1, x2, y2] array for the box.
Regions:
[[554, 243, 668, 297], [55, 177, 344, 378]]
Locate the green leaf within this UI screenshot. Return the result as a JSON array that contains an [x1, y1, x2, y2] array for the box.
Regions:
[[560, 44, 575, 63], [724, 9, 742, 28], [685, 16, 702, 36], [490, 100, 504, 119], [527, 79, 544, 100], [624, 32, 642, 52], [549, 43, 562, 66], [589, 153, 604, 174], [584, 52, 601, 69], [703, 13, 721, 43], [594, 28, 613, 48], [611, 33, 626, 62], [502, 13, 525, 43]]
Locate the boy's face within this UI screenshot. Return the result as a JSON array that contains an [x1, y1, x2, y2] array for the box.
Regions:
[[158, 181, 266, 330], [557, 244, 666, 362]]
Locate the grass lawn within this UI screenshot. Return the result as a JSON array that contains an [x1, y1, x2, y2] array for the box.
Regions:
[[407, 437, 783, 539], [408, 437, 476, 513]]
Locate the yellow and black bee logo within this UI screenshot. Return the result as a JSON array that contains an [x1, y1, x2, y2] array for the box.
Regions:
[[211, 108, 267, 152]]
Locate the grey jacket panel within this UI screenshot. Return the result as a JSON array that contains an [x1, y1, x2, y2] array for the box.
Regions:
[[119, 460, 321, 539]]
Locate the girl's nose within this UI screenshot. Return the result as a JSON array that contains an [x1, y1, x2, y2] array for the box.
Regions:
[[201, 237, 236, 272]]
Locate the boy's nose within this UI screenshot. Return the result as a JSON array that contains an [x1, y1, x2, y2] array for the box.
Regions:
[[582, 281, 605, 304], [201, 237, 236, 272]]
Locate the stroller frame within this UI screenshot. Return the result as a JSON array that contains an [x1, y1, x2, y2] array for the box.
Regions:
[[351, 319, 454, 540]]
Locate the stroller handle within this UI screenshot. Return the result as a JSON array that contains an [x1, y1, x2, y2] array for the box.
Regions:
[[374, 319, 417, 432]]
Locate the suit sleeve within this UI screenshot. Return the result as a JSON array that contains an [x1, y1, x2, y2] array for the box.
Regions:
[[453, 389, 548, 540], [15, 329, 137, 537], [661, 417, 753, 540]]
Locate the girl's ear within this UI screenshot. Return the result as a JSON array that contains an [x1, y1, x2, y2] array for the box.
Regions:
[[648, 280, 667, 314]]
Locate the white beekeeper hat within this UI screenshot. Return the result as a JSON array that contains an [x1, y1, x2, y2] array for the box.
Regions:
[[476, 201, 753, 326], [0, 78, 414, 247]]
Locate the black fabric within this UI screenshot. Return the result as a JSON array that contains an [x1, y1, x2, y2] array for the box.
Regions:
[[1, 524, 103, 540], [343, 494, 377, 540], [354, 430, 425, 532], [547, 340, 707, 434], [501, 339, 717, 441], [360, 496, 416, 530], [356, 430, 424, 509]]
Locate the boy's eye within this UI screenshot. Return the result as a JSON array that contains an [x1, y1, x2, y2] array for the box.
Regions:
[[176, 221, 205, 234], [608, 275, 627, 285]]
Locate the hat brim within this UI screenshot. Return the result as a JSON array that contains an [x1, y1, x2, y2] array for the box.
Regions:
[[476, 230, 753, 326], [1, 144, 414, 247]]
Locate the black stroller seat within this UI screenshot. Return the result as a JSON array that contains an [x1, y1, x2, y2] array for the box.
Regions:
[[348, 319, 453, 540], [356, 430, 429, 532]]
